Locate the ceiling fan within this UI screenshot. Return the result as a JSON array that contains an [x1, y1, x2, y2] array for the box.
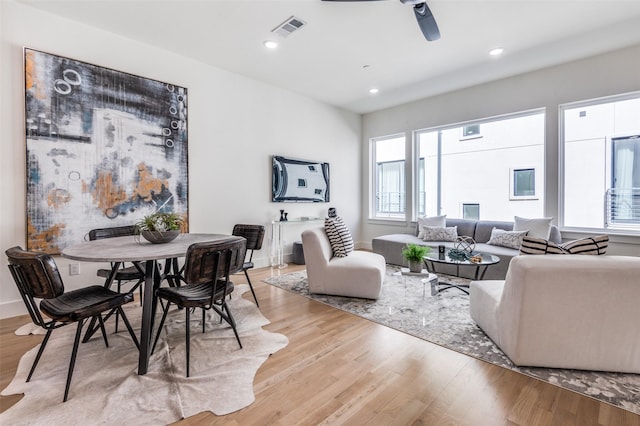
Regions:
[[322, 0, 440, 42]]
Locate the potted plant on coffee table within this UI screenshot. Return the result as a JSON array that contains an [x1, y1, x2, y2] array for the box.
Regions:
[[402, 243, 431, 273], [136, 211, 183, 244]]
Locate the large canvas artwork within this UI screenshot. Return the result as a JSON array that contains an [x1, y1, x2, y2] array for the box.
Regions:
[[24, 48, 188, 253]]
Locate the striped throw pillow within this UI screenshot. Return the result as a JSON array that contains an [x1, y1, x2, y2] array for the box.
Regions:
[[519, 236, 567, 255], [324, 216, 354, 258], [562, 235, 609, 255], [520, 235, 609, 255]]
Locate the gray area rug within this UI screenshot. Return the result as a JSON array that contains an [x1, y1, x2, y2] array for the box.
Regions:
[[264, 267, 640, 415], [1, 284, 288, 425]]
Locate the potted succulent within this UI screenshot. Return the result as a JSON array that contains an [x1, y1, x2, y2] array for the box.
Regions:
[[136, 211, 183, 244], [402, 243, 431, 273]]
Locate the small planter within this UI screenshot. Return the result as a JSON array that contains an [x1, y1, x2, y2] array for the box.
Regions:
[[402, 243, 432, 273], [141, 230, 180, 244], [408, 260, 424, 273], [136, 212, 183, 244]]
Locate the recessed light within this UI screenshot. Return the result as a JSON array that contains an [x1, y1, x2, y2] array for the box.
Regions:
[[369, 88, 379, 95], [264, 40, 279, 49], [489, 47, 504, 56]]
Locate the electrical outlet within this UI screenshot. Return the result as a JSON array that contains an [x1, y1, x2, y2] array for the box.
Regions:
[[69, 263, 80, 276]]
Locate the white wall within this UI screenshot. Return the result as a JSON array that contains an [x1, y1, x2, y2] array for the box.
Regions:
[[0, 0, 361, 318], [361, 44, 640, 256]]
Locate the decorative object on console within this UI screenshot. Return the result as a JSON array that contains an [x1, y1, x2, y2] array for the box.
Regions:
[[135, 212, 183, 244], [422, 225, 458, 242], [454, 236, 476, 253], [401, 243, 431, 273], [513, 216, 553, 239], [328, 207, 337, 218], [324, 216, 354, 257], [24, 48, 189, 254], [486, 228, 528, 250], [272, 155, 329, 203], [520, 235, 609, 255]]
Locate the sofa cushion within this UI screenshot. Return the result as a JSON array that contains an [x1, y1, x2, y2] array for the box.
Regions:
[[416, 215, 446, 238], [445, 219, 476, 239], [474, 220, 514, 243], [487, 228, 528, 250], [324, 217, 354, 258], [514, 216, 553, 239], [422, 226, 458, 242]]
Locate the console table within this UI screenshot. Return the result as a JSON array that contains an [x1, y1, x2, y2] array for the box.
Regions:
[[270, 218, 323, 268]]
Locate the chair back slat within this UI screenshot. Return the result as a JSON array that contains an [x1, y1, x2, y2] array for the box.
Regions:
[[183, 237, 247, 285], [232, 224, 265, 251], [88, 225, 137, 241], [5, 246, 65, 327]]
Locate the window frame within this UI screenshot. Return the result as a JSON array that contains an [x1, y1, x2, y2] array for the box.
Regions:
[[558, 90, 640, 235], [413, 108, 545, 221], [370, 133, 407, 221], [460, 124, 482, 140], [510, 167, 538, 200], [462, 203, 480, 220]]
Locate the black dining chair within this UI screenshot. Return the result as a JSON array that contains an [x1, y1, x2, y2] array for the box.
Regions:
[[88, 225, 145, 332], [152, 237, 246, 377], [231, 224, 265, 306], [5, 246, 140, 402]]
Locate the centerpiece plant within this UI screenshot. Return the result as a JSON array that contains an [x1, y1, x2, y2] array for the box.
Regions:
[[136, 211, 183, 244], [402, 243, 431, 273]]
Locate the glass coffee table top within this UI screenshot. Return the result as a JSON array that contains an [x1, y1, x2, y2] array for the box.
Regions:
[[424, 251, 501, 293], [425, 251, 500, 266]]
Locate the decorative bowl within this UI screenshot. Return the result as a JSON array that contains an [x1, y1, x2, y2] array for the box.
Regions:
[[141, 230, 180, 244]]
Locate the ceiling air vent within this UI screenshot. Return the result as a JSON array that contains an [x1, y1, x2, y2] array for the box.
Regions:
[[271, 16, 306, 38]]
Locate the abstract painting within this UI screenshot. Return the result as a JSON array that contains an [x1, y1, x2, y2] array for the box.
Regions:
[[24, 48, 188, 253]]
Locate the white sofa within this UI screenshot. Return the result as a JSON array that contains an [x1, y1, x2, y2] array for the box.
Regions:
[[470, 255, 640, 373], [302, 227, 385, 299]]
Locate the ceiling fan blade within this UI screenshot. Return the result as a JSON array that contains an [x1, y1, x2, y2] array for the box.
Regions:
[[413, 2, 440, 41]]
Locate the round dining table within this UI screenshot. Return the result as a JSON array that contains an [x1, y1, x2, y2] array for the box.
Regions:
[[62, 233, 234, 375]]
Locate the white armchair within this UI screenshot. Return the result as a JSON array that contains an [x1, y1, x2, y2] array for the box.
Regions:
[[470, 255, 640, 373], [301, 227, 385, 299]]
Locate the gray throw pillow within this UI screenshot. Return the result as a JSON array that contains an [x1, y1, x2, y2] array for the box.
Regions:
[[416, 215, 446, 239], [486, 228, 528, 250], [422, 225, 457, 242]]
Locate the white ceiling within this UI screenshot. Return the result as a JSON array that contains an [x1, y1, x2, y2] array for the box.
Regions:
[[19, 0, 640, 114]]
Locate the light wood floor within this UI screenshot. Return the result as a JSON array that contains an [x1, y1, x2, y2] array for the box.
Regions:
[[1, 264, 639, 425]]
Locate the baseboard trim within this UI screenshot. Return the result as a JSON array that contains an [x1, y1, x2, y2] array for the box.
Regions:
[[0, 300, 28, 320]]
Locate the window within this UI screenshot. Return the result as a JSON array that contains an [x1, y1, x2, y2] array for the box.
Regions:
[[461, 124, 481, 139], [372, 135, 406, 219], [416, 109, 545, 221], [511, 168, 537, 199], [297, 179, 307, 187], [462, 203, 480, 220], [560, 92, 640, 232]]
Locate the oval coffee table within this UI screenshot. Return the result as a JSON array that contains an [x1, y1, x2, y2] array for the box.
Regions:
[[424, 251, 500, 294]]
